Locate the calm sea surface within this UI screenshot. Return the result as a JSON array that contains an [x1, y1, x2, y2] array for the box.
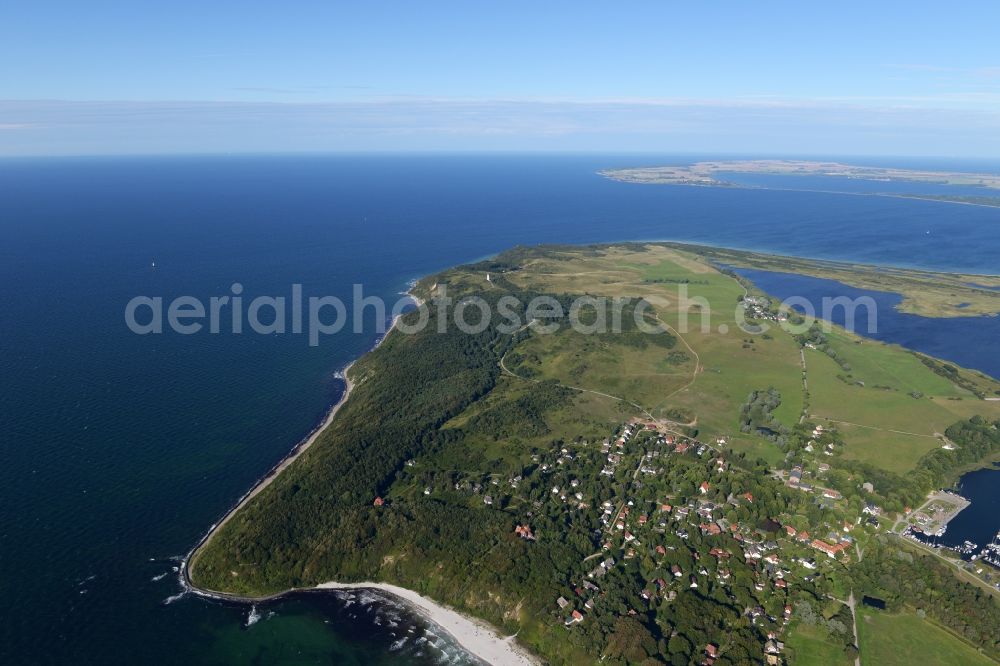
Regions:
[[2, 154, 999, 665]]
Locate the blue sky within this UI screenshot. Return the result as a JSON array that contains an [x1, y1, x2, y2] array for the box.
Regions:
[[2, 1, 1000, 156]]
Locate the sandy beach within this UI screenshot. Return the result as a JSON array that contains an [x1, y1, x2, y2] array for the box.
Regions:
[[316, 581, 540, 666]]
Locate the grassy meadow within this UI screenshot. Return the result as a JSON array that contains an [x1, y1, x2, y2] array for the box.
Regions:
[[784, 622, 855, 666], [856, 608, 996, 666], [500, 244, 1000, 475]]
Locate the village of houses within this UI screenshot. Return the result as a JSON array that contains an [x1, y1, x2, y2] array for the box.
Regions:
[[372, 276, 1000, 663], [387, 375, 993, 664], [380, 376, 1000, 664], [506, 419, 875, 665]]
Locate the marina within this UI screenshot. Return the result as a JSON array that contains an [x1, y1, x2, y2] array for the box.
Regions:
[[972, 532, 1000, 569], [905, 490, 971, 538]]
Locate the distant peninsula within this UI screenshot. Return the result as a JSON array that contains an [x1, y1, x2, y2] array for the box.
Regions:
[[600, 160, 1000, 207]]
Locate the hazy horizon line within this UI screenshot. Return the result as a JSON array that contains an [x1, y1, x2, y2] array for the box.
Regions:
[[1, 151, 999, 165]]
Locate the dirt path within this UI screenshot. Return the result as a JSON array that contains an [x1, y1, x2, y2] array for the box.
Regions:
[[652, 311, 702, 403], [499, 350, 661, 422], [498, 347, 701, 432], [812, 416, 938, 439], [827, 592, 862, 666], [496, 296, 709, 432], [847, 591, 862, 666]]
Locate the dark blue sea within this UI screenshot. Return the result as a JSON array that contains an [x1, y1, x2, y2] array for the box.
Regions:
[[2, 154, 1000, 665]]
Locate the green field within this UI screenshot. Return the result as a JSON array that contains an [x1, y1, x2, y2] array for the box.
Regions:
[[784, 622, 854, 666], [501, 244, 1000, 474], [505, 245, 808, 441], [677, 242, 1000, 318], [804, 327, 999, 473], [857, 608, 996, 666]]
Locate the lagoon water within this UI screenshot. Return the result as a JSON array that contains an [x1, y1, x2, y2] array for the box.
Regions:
[[940, 464, 1000, 551], [731, 267, 1000, 551], [729, 269, 1000, 383], [2, 154, 1000, 665]]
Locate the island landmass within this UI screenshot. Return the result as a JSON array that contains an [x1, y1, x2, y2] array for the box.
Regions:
[[188, 243, 1000, 666], [600, 160, 1000, 208]]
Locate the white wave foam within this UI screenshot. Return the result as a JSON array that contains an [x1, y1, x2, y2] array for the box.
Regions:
[[246, 605, 261, 627], [162, 591, 187, 605], [151, 572, 169, 582]]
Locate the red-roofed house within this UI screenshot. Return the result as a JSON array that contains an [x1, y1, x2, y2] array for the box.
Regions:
[[811, 539, 848, 559], [514, 524, 535, 540]]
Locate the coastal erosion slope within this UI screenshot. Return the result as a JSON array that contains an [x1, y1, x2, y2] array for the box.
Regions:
[[181, 293, 539, 666]]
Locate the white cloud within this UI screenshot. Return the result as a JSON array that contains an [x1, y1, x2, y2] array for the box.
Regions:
[[1, 97, 999, 156]]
